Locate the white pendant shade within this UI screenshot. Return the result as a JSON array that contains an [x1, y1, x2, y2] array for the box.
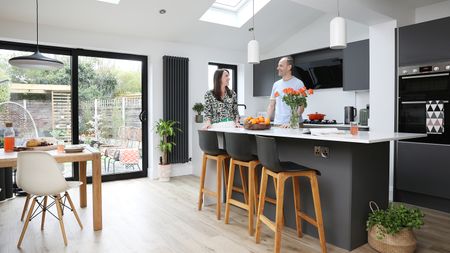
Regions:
[[9, 51, 64, 71], [330, 16, 347, 49], [248, 39, 260, 64]]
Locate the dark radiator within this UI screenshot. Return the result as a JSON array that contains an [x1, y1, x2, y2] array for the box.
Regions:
[[163, 56, 189, 164]]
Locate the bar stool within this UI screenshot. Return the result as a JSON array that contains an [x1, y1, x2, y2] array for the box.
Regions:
[[198, 130, 231, 220], [223, 132, 260, 235], [254, 135, 327, 253]]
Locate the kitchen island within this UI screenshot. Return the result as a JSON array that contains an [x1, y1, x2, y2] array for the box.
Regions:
[[201, 127, 424, 251]]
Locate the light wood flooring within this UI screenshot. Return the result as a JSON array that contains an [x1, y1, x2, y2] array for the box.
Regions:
[[0, 175, 449, 253]]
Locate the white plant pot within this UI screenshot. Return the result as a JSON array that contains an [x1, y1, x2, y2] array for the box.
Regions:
[[159, 164, 172, 182]]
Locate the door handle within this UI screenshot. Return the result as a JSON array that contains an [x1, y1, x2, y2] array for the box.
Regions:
[[139, 111, 147, 122]]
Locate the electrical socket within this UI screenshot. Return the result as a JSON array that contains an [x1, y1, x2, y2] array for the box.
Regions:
[[314, 146, 321, 157], [321, 147, 329, 158]]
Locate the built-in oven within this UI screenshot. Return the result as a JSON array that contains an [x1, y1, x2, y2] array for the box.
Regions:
[[398, 61, 450, 144]]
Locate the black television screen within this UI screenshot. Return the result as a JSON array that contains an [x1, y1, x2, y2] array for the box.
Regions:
[[293, 58, 343, 89]]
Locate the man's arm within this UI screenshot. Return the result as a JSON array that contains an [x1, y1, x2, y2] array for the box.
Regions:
[[267, 99, 276, 120]]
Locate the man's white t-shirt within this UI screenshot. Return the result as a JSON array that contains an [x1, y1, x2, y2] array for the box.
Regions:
[[270, 77, 305, 124]]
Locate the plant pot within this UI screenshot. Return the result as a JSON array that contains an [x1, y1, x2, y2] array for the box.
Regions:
[[195, 114, 203, 123], [158, 164, 172, 182], [368, 226, 417, 253]]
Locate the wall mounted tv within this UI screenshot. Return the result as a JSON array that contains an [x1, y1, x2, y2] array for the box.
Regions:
[[293, 58, 343, 89]]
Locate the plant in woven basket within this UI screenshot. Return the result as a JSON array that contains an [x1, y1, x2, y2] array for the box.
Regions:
[[275, 87, 313, 128], [367, 202, 424, 240]]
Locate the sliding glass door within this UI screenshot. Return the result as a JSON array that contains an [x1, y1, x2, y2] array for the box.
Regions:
[[0, 41, 148, 182], [77, 53, 146, 179]]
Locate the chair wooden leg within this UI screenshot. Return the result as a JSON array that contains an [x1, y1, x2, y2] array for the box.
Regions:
[[40, 196, 48, 230], [292, 177, 303, 238], [223, 158, 229, 193], [65, 192, 83, 229], [17, 197, 36, 248], [238, 165, 249, 205], [198, 154, 207, 211], [310, 175, 327, 253], [224, 159, 236, 224], [20, 194, 31, 222], [274, 174, 286, 253], [216, 157, 223, 220], [255, 167, 269, 244], [248, 164, 255, 236], [272, 176, 285, 226], [254, 168, 259, 212], [55, 194, 68, 246]]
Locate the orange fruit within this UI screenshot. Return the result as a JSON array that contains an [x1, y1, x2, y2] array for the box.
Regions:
[[264, 118, 270, 125], [251, 119, 258, 124]]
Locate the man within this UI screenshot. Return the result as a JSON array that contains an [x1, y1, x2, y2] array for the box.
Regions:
[[266, 56, 305, 128]]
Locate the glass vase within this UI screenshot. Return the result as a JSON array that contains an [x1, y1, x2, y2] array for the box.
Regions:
[[290, 106, 300, 129]]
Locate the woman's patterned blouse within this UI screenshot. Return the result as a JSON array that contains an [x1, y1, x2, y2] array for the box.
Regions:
[[204, 89, 239, 124]]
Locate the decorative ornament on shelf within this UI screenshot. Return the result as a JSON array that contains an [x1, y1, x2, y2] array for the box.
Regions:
[[9, 0, 64, 70], [276, 87, 313, 128], [247, 0, 260, 64], [330, 0, 347, 49]]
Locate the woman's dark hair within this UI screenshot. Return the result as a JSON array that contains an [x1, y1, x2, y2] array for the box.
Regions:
[[212, 69, 231, 101]]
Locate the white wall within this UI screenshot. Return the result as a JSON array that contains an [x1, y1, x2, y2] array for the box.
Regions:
[[368, 20, 397, 200], [243, 14, 371, 123], [415, 0, 450, 23], [0, 19, 250, 179]]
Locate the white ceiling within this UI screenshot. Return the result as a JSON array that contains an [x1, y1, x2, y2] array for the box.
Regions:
[[0, 0, 447, 52]]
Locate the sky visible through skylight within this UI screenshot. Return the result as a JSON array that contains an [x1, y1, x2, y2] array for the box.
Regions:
[[215, 0, 245, 7]]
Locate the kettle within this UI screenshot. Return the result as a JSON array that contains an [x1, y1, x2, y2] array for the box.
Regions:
[[359, 105, 370, 126], [344, 106, 357, 124]]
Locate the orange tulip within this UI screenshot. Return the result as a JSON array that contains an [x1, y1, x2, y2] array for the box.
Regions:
[[274, 91, 280, 97], [300, 86, 307, 93], [308, 89, 314, 95]]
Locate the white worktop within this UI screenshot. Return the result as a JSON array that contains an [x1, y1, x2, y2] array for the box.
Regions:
[[206, 127, 425, 144], [304, 123, 370, 129]]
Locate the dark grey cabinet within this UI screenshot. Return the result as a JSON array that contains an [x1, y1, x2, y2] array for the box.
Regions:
[[253, 58, 277, 96], [396, 141, 450, 200], [343, 39, 369, 91], [399, 16, 450, 66]]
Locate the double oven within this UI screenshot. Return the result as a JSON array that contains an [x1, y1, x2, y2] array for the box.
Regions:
[[398, 61, 450, 144], [396, 61, 450, 212]]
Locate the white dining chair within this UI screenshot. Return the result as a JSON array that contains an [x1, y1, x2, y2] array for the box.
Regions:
[[16, 151, 83, 248]]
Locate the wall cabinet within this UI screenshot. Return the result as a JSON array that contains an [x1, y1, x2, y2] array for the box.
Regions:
[[343, 39, 369, 91], [253, 58, 277, 97], [399, 16, 450, 66]]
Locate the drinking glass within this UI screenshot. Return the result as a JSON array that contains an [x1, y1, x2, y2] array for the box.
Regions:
[[350, 122, 359, 135]]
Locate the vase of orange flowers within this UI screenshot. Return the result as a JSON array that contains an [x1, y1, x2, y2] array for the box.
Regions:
[[276, 87, 313, 128]]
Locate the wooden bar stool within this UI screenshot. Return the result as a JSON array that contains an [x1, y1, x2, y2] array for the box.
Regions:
[[223, 132, 260, 235], [254, 135, 327, 253], [198, 130, 232, 220]]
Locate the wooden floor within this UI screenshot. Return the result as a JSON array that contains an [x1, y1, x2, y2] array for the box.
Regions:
[[0, 175, 449, 253]]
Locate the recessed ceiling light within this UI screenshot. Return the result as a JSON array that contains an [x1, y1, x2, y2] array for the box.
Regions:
[[159, 9, 166, 14], [97, 0, 120, 4]]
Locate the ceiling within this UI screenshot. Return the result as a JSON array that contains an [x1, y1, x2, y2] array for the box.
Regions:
[[0, 0, 447, 52]]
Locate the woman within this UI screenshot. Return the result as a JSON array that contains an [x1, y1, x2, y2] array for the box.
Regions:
[[203, 69, 240, 129]]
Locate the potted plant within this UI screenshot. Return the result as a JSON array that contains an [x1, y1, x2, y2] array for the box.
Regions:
[[192, 103, 205, 123], [366, 202, 425, 253], [154, 119, 181, 182]]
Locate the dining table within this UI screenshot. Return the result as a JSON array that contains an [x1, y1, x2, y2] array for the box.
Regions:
[[0, 146, 103, 231]]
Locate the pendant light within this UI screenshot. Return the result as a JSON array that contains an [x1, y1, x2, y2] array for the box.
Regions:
[[9, 0, 64, 70], [247, 0, 260, 64], [330, 0, 347, 49]]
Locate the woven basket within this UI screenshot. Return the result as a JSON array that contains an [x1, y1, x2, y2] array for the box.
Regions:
[[368, 226, 416, 253], [244, 123, 271, 130], [367, 202, 417, 253]]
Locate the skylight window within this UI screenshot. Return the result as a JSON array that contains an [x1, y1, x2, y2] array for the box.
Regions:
[[97, 0, 120, 4], [200, 0, 271, 28]]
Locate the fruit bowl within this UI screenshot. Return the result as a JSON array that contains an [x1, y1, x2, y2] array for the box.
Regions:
[[244, 123, 271, 130]]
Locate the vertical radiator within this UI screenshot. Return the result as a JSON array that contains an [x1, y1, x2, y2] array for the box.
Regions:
[[163, 56, 189, 164]]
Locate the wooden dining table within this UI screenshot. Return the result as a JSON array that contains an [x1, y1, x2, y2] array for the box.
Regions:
[[0, 146, 103, 231]]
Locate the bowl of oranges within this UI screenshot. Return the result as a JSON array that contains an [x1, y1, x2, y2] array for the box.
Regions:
[[243, 116, 271, 130]]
